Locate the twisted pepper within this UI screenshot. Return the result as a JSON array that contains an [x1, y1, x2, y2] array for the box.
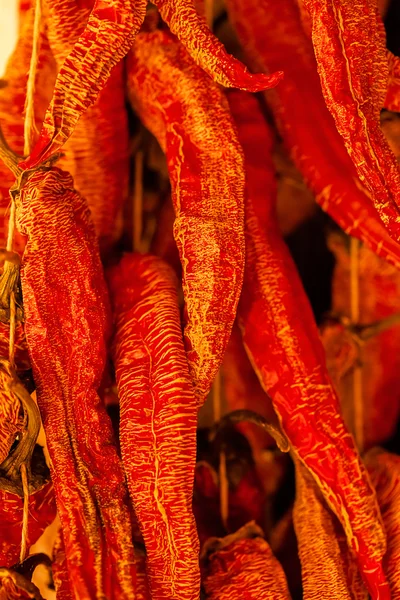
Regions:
[[225, 0, 400, 270], [12, 166, 136, 599], [127, 29, 245, 402], [226, 88, 390, 600], [108, 253, 200, 600], [41, 0, 130, 251], [301, 0, 400, 241], [21, 0, 281, 170]]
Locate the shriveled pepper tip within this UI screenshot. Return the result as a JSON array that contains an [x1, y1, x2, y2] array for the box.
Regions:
[[239, 70, 284, 93]]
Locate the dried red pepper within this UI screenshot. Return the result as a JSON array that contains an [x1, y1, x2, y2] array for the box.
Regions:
[[134, 548, 151, 600], [201, 522, 292, 599], [385, 52, 400, 113], [127, 29, 246, 402], [41, 0, 130, 252], [51, 532, 73, 600], [21, 1, 282, 170], [108, 253, 200, 599], [226, 88, 389, 599], [225, 0, 400, 270], [365, 449, 400, 599], [301, 0, 400, 241], [9, 164, 136, 599], [293, 458, 368, 600]]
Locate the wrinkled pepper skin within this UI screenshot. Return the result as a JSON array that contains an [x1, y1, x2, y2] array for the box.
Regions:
[[225, 0, 400, 270], [108, 253, 200, 600], [301, 0, 400, 242], [15, 167, 136, 600], [293, 458, 368, 600], [0, 482, 56, 568], [385, 53, 400, 113], [201, 522, 292, 599], [226, 88, 390, 600], [42, 0, 130, 252], [127, 30, 245, 403], [365, 450, 400, 600], [21, 0, 281, 170]]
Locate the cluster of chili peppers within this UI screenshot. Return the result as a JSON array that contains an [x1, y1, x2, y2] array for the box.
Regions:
[[0, 0, 399, 598]]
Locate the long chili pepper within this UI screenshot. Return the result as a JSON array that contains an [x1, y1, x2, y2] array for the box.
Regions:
[[9, 164, 137, 599], [108, 253, 200, 600], [293, 458, 368, 600], [41, 0, 129, 252], [201, 522, 292, 599], [301, 0, 400, 240], [127, 29, 246, 402], [364, 450, 400, 600], [225, 0, 400, 270], [385, 53, 400, 113], [21, 0, 282, 171], [226, 88, 390, 599]]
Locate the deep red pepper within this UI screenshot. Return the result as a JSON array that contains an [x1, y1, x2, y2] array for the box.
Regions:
[[21, 0, 281, 171], [13, 166, 136, 599], [0, 483, 56, 568], [385, 52, 400, 113], [108, 253, 200, 600], [42, 0, 130, 252], [225, 0, 400, 270], [201, 522, 292, 599], [127, 29, 246, 402], [301, 0, 400, 242], [365, 449, 400, 600], [226, 88, 390, 600]]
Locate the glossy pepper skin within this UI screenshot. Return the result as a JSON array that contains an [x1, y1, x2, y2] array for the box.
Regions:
[[21, 0, 282, 170], [108, 253, 200, 600], [42, 0, 130, 252], [201, 522, 292, 599], [14, 167, 136, 600], [301, 0, 400, 242], [226, 88, 390, 600], [225, 0, 400, 271], [127, 29, 245, 403]]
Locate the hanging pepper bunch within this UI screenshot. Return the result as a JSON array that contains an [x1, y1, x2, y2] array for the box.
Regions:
[[0, 0, 400, 598]]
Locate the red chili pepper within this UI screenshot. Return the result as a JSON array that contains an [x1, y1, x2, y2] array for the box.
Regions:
[[13, 166, 136, 599], [134, 548, 151, 600], [42, 0, 129, 252], [226, 88, 390, 600], [365, 449, 400, 599], [300, 0, 400, 242], [108, 253, 200, 600], [0, 483, 56, 568], [225, 0, 400, 270], [127, 29, 246, 402], [51, 532, 73, 600], [21, 0, 281, 171], [201, 522, 292, 599], [293, 458, 368, 600], [385, 52, 400, 113]]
